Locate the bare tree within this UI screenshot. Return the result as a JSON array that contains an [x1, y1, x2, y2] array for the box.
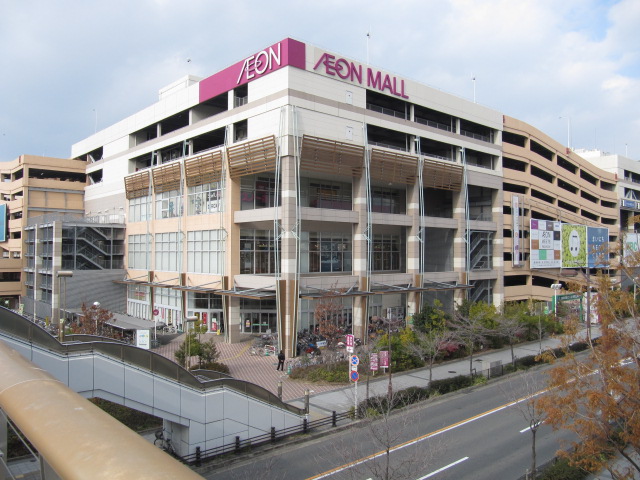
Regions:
[[502, 371, 548, 479], [324, 391, 443, 480], [407, 328, 454, 383], [495, 312, 526, 365], [448, 310, 491, 377]]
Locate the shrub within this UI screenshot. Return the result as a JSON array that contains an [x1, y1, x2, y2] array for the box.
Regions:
[[203, 361, 230, 374], [289, 362, 350, 383], [539, 458, 587, 480], [429, 375, 473, 395]]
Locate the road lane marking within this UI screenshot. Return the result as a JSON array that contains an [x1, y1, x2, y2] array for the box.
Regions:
[[305, 388, 548, 480], [417, 456, 469, 479]]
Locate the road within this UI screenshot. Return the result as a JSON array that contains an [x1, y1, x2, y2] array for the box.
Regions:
[[203, 367, 574, 480]]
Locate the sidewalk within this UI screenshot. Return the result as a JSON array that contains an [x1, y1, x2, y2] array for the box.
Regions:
[[152, 326, 599, 420]]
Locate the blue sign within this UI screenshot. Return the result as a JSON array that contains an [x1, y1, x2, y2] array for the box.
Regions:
[[587, 227, 609, 268], [350, 371, 359, 382], [350, 355, 359, 366]]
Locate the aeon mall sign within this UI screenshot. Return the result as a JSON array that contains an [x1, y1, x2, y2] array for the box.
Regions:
[[313, 53, 409, 99], [199, 38, 306, 103]]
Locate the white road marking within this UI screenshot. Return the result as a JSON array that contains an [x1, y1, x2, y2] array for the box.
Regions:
[[417, 456, 469, 479]]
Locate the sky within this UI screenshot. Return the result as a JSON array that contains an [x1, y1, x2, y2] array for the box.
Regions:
[[0, 0, 638, 162]]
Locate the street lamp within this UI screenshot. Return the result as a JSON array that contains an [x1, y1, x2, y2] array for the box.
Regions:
[[184, 315, 198, 370], [550, 283, 562, 316], [57, 271, 73, 343], [93, 301, 101, 335]]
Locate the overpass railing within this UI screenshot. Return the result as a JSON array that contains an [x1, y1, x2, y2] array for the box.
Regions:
[[0, 307, 304, 416]]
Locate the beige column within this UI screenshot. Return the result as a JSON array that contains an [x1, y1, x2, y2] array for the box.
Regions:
[[279, 153, 299, 357], [352, 170, 369, 340]]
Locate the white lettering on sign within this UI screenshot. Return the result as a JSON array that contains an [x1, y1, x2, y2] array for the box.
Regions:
[[237, 43, 282, 84]]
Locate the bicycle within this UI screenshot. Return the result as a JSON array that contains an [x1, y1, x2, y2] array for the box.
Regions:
[[154, 429, 176, 455]]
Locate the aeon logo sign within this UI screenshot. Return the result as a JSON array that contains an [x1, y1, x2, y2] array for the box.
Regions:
[[199, 38, 306, 104], [237, 43, 282, 84], [313, 53, 409, 99]]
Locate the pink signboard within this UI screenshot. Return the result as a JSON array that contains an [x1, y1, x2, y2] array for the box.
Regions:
[[379, 350, 389, 368], [370, 352, 379, 371], [199, 38, 306, 103]]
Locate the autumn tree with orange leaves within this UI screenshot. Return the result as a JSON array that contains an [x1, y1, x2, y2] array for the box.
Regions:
[[538, 270, 640, 479]]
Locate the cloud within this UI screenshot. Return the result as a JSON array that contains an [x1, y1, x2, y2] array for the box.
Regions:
[[0, 0, 638, 160]]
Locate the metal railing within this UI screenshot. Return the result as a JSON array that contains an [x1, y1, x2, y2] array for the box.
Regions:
[[0, 308, 305, 417], [415, 117, 452, 132], [366, 103, 407, 120], [368, 140, 408, 152], [460, 130, 492, 143], [182, 410, 352, 466]]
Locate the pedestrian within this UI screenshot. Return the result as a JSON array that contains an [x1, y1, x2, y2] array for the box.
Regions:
[[276, 350, 285, 371]]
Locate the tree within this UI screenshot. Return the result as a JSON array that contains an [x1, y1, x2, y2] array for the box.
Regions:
[[449, 303, 492, 377], [315, 294, 346, 349], [495, 306, 527, 365], [329, 390, 441, 480], [538, 271, 640, 478], [502, 371, 548, 479], [408, 328, 454, 383], [174, 331, 201, 369], [411, 299, 450, 333], [71, 303, 115, 337]]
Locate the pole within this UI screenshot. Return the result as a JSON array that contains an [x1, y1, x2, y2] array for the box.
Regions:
[[354, 376, 358, 418]]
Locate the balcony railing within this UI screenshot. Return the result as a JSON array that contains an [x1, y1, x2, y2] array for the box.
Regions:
[[415, 117, 452, 132], [368, 140, 408, 152], [366, 103, 407, 120], [461, 130, 492, 143]]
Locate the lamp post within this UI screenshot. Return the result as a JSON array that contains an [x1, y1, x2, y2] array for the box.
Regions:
[[93, 301, 101, 335], [550, 283, 562, 316], [184, 316, 198, 370], [57, 271, 73, 343]]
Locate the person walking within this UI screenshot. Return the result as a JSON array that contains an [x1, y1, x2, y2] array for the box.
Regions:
[[276, 350, 285, 371]]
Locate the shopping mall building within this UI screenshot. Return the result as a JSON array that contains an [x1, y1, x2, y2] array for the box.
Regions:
[[65, 38, 620, 355]]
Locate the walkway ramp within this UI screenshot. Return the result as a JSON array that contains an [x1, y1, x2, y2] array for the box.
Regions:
[[0, 307, 304, 456]]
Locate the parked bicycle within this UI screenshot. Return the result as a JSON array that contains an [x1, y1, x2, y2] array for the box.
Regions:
[[154, 429, 176, 455]]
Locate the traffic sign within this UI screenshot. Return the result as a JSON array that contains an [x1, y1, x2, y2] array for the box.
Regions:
[[351, 363, 358, 372], [350, 355, 359, 366], [346, 334, 354, 347], [350, 371, 359, 382]]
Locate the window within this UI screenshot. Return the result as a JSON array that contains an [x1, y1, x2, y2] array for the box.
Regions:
[[187, 182, 223, 215], [301, 232, 352, 273], [241, 175, 278, 210], [234, 119, 248, 142], [240, 229, 278, 274], [371, 188, 405, 214], [301, 178, 352, 210], [156, 190, 182, 219], [129, 195, 151, 222], [372, 234, 404, 272], [128, 234, 150, 269], [187, 230, 225, 274], [155, 232, 179, 272]]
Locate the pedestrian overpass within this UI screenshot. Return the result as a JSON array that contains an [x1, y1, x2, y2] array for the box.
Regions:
[[0, 307, 304, 460]]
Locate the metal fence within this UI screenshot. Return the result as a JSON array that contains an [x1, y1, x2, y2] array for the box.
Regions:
[[182, 410, 353, 466]]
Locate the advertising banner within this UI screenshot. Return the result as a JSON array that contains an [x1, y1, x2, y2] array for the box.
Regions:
[[587, 227, 609, 268], [562, 224, 587, 268], [530, 219, 562, 268], [623, 232, 640, 261], [0, 204, 6, 242], [512, 195, 520, 267]]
